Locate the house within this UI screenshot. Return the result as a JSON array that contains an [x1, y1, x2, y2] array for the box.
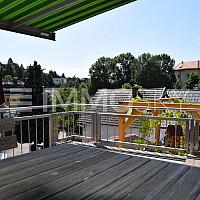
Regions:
[[53, 78, 67, 85], [2, 78, 31, 108], [174, 60, 200, 87]]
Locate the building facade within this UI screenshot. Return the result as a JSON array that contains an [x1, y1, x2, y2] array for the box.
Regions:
[[174, 60, 200, 87], [53, 78, 67, 85]]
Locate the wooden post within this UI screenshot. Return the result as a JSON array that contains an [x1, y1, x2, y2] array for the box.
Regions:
[[119, 107, 126, 148], [151, 109, 162, 145], [190, 119, 195, 154], [0, 69, 5, 105], [194, 121, 199, 153], [50, 114, 58, 146], [185, 120, 189, 153]]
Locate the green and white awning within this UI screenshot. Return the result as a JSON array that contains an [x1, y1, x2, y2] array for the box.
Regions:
[[0, 0, 136, 40]]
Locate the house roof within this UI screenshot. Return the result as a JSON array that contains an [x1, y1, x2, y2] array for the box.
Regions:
[[174, 60, 200, 71], [0, 0, 136, 40], [80, 88, 164, 126], [166, 89, 200, 104]]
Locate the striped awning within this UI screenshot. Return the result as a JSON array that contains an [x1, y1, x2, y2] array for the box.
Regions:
[[0, 0, 136, 41]]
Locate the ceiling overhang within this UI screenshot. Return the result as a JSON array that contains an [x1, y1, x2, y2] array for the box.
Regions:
[[0, 0, 136, 41]]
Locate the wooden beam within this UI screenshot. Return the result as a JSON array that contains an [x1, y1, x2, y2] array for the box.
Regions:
[[118, 107, 126, 148], [124, 109, 145, 130], [120, 101, 200, 110]]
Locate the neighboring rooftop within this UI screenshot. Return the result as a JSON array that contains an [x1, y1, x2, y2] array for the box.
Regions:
[[174, 60, 200, 71], [80, 88, 164, 125], [166, 89, 200, 104]]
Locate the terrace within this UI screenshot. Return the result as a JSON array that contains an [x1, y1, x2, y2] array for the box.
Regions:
[[0, 0, 200, 199], [0, 102, 200, 199]]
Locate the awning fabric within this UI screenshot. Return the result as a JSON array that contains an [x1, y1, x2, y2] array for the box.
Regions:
[[0, 0, 136, 40]]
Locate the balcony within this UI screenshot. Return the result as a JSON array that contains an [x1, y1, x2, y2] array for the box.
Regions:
[[0, 104, 200, 199]]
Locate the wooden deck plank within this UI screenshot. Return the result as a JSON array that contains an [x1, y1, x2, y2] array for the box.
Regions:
[[0, 147, 101, 188], [9, 152, 133, 200], [0, 149, 116, 199], [0, 143, 199, 200], [123, 163, 190, 200], [46, 156, 150, 200], [86, 159, 169, 200], [0, 144, 88, 179], [160, 167, 200, 200], [0, 143, 75, 169]]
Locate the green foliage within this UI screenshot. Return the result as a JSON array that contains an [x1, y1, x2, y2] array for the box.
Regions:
[[173, 81, 181, 89], [173, 97, 189, 104], [193, 83, 200, 90], [139, 112, 158, 140], [49, 70, 60, 78], [185, 72, 199, 89], [67, 75, 81, 88], [88, 53, 176, 96], [43, 73, 55, 87], [122, 83, 132, 89], [132, 84, 142, 89], [15, 61, 50, 149], [88, 57, 114, 96], [4, 75, 13, 80], [131, 95, 148, 102], [154, 54, 176, 88]]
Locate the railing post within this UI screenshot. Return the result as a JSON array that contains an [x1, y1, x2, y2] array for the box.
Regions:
[[119, 107, 126, 148], [185, 120, 189, 153], [91, 113, 101, 143], [190, 119, 195, 154], [96, 114, 101, 143], [91, 113, 95, 141], [195, 120, 199, 153], [49, 113, 58, 146]]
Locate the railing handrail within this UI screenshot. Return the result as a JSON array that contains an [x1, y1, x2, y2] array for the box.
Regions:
[[2, 103, 200, 113], [13, 110, 190, 122]]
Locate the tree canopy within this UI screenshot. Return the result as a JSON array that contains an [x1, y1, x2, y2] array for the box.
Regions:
[[88, 53, 176, 96], [185, 72, 200, 89]]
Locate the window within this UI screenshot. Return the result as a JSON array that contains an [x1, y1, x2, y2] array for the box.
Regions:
[[178, 74, 180, 79], [6, 98, 9, 102], [188, 74, 189, 78]]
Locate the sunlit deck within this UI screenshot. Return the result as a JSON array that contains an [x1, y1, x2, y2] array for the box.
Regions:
[[0, 143, 200, 200]]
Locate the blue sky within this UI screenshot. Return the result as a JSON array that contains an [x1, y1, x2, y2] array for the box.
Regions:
[[0, 0, 200, 78]]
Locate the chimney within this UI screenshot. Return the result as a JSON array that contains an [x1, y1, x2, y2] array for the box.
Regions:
[[198, 60, 199, 69], [132, 87, 139, 98], [182, 61, 183, 64], [13, 77, 18, 85]]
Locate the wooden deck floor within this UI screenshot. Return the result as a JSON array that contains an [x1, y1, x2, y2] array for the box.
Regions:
[[0, 143, 200, 200]]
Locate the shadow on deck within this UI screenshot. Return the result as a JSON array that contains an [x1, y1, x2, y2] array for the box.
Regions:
[[0, 143, 200, 200]]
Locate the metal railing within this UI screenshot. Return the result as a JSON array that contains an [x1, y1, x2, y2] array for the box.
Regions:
[[0, 103, 199, 159]]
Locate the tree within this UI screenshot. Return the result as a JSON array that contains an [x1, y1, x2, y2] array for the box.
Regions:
[[2, 59, 17, 78], [154, 54, 176, 88], [173, 81, 181, 89], [122, 83, 132, 89], [137, 53, 163, 88], [15, 61, 50, 150], [4, 75, 13, 80], [114, 53, 138, 87], [61, 73, 66, 78], [49, 70, 60, 78], [88, 57, 113, 96], [43, 73, 55, 87], [16, 64, 24, 80], [185, 72, 199, 89]]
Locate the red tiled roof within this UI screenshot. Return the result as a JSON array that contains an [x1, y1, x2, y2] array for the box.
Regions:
[[174, 60, 200, 71]]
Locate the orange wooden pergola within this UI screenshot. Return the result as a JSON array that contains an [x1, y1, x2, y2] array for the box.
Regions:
[[118, 98, 200, 148]]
